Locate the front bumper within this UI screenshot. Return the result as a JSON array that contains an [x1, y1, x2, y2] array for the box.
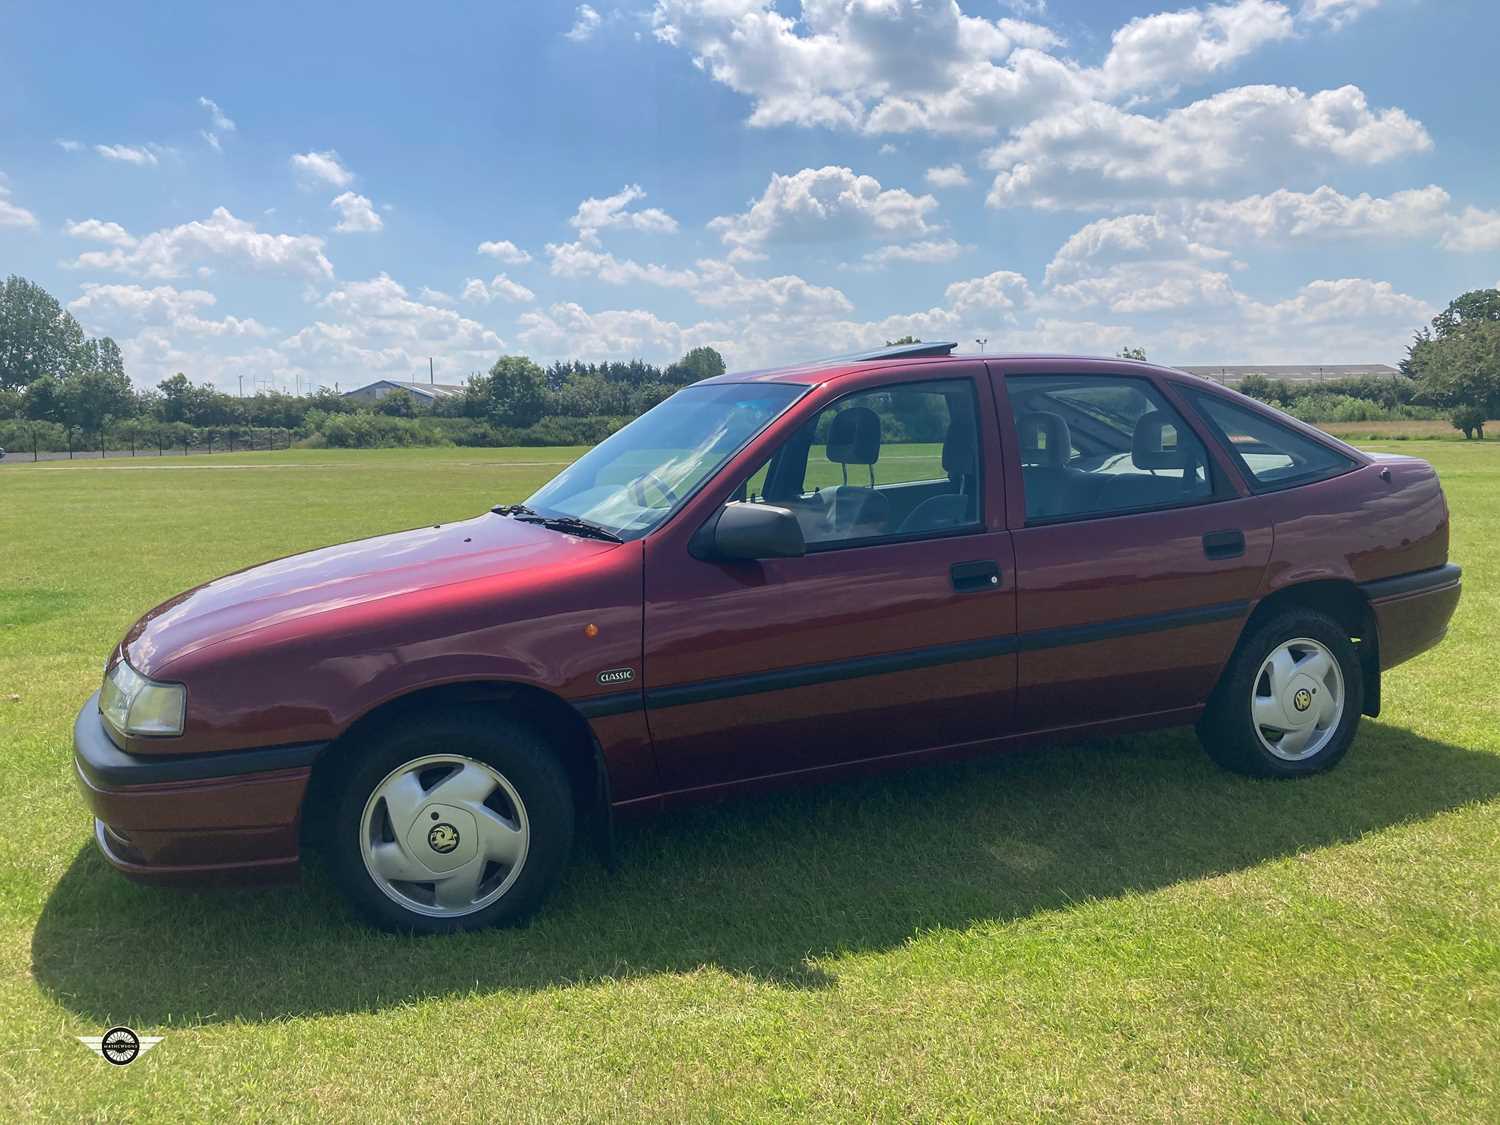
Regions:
[[73, 692, 323, 885]]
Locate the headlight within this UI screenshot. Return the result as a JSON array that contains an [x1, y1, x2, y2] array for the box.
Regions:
[[100, 658, 186, 737]]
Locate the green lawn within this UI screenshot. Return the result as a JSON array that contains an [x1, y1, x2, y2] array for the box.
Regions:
[[1, 443, 1497, 1122]]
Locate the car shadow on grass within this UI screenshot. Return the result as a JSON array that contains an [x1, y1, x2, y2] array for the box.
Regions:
[[32, 720, 1500, 1026]]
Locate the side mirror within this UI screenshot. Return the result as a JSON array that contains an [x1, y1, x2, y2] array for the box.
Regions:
[[703, 502, 806, 561]]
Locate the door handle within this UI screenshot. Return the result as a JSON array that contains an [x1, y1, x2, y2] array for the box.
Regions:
[[1203, 530, 1246, 560], [951, 560, 1002, 592]]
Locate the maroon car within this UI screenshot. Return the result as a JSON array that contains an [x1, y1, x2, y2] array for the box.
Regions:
[[74, 344, 1461, 932]]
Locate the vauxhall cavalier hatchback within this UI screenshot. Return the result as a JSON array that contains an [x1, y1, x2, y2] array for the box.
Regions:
[[74, 344, 1462, 932]]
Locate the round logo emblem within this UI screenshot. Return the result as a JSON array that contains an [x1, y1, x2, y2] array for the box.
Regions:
[[101, 1026, 141, 1066], [428, 822, 460, 854], [1292, 688, 1313, 713]]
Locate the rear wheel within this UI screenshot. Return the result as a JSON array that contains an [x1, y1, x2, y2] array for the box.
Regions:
[[328, 711, 574, 933], [1198, 609, 1363, 778]]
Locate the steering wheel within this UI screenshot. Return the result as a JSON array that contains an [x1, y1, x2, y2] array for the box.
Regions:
[[628, 471, 681, 508]]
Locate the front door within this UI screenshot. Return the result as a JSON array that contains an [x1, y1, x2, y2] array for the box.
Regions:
[[995, 367, 1273, 732], [642, 366, 1018, 794]]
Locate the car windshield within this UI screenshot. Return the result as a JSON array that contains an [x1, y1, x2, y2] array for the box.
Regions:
[[522, 382, 805, 539]]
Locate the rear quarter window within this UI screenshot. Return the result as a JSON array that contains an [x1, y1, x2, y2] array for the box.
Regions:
[[1189, 392, 1355, 491]]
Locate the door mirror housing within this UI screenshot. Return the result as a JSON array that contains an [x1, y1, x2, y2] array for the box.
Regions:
[[699, 502, 806, 561]]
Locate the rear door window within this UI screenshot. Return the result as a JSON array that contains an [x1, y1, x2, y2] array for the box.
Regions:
[[1004, 374, 1214, 524]]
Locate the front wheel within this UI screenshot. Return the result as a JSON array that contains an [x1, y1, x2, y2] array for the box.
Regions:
[[1198, 609, 1364, 778], [328, 712, 574, 933]]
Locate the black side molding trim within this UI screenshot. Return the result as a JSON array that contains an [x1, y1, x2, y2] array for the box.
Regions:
[[73, 693, 326, 788], [573, 691, 644, 719], [634, 599, 1250, 712], [1018, 599, 1249, 652], [646, 635, 1022, 710], [1359, 563, 1462, 602]]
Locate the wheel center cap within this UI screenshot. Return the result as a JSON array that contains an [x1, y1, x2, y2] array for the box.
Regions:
[[1284, 676, 1321, 725], [406, 802, 477, 872]]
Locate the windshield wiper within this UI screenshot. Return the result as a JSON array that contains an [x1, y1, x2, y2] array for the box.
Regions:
[[515, 513, 623, 542], [493, 502, 622, 542]]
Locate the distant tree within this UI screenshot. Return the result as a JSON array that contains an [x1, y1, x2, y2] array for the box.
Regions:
[[21, 373, 65, 421], [0, 386, 21, 419], [472, 356, 548, 427], [376, 388, 417, 417], [664, 346, 727, 386], [0, 275, 88, 388], [1117, 345, 1148, 361], [61, 368, 135, 437], [1432, 289, 1500, 338], [1405, 289, 1500, 439], [885, 335, 921, 346], [1412, 320, 1500, 439]]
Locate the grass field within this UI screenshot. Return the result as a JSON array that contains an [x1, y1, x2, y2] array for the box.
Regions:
[[2, 444, 1497, 1122]]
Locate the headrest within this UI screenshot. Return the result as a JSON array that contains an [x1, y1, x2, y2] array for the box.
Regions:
[[1132, 411, 1189, 470], [826, 406, 882, 466], [1016, 411, 1070, 468], [942, 416, 976, 476]]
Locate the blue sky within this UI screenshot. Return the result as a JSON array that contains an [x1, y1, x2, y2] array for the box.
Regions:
[[2, 0, 1497, 392]]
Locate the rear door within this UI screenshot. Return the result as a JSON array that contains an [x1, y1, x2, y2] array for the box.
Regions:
[[641, 364, 1019, 794], [992, 365, 1272, 732]]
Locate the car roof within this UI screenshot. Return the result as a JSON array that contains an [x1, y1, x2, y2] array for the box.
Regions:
[[694, 353, 1213, 388]]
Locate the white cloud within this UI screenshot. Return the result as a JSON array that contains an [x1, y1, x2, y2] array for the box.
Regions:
[[985, 85, 1432, 210], [650, 1, 1316, 141], [283, 274, 505, 382], [69, 282, 269, 337], [517, 301, 689, 361], [564, 4, 603, 42], [461, 273, 536, 303], [1438, 207, 1500, 253], [1244, 276, 1432, 326], [95, 144, 159, 166], [651, 0, 1076, 136], [924, 164, 970, 189], [65, 218, 138, 247], [199, 96, 236, 150], [944, 270, 1035, 316], [861, 238, 967, 268], [1299, 0, 1381, 29], [1049, 261, 1240, 313], [1045, 187, 1481, 285], [68, 207, 334, 281], [0, 181, 38, 229], [1097, 1, 1294, 99], [199, 96, 236, 132], [546, 240, 699, 288], [330, 191, 384, 233], [569, 184, 678, 241], [55, 139, 82, 153], [290, 150, 354, 188], [692, 259, 854, 314], [477, 239, 532, 263], [710, 166, 939, 254]]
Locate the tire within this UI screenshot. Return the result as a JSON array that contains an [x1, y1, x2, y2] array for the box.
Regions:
[[1197, 608, 1364, 779], [328, 710, 575, 934]]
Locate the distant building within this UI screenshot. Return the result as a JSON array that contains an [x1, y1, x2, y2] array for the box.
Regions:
[[341, 379, 467, 405], [1178, 363, 1401, 386]]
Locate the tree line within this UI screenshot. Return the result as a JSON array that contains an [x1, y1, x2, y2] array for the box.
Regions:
[[0, 273, 728, 450]]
